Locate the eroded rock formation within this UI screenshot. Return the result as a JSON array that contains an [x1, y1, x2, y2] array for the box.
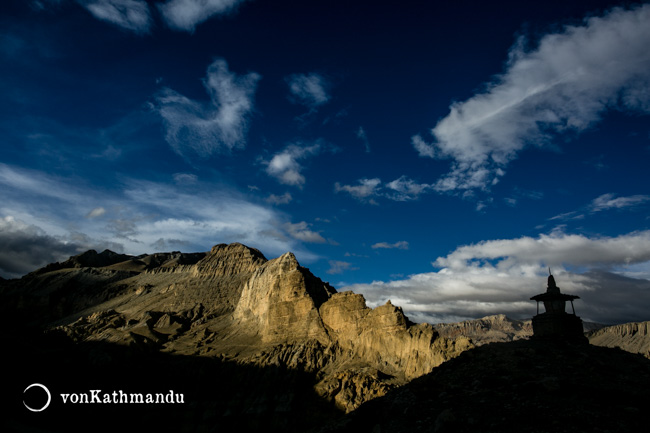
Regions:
[[588, 320, 650, 358]]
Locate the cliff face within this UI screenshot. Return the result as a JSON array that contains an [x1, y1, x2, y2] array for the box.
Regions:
[[233, 252, 335, 344], [588, 321, 650, 358], [2, 242, 472, 413]]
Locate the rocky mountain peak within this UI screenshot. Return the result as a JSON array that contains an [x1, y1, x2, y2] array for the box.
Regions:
[[192, 242, 268, 276]]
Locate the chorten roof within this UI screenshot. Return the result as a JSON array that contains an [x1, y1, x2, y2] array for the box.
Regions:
[[530, 273, 580, 302]]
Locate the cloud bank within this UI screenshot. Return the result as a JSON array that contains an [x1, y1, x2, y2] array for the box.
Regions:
[[154, 58, 260, 158], [0, 163, 321, 278], [344, 231, 650, 325], [0, 216, 85, 278], [414, 4, 650, 193]]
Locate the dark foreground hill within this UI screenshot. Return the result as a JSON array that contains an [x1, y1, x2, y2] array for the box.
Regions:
[[328, 339, 650, 433]]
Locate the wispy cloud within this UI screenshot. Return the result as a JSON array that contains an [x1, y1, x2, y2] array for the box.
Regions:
[[85, 207, 107, 219], [550, 192, 650, 221], [286, 73, 331, 109], [371, 241, 409, 250], [414, 4, 650, 193], [78, 0, 152, 34], [385, 176, 432, 201], [266, 192, 292, 205], [335, 176, 432, 203], [158, 0, 247, 32], [334, 178, 382, 204], [327, 260, 358, 275], [153, 58, 260, 158], [172, 173, 198, 185], [345, 230, 650, 325], [356, 126, 370, 153], [589, 193, 650, 212], [40, 1, 246, 33], [264, 142, 321, 187], [283, 221, 326, 243]]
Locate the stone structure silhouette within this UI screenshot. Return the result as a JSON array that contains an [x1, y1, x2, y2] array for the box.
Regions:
[[530, 272, 588, 343]]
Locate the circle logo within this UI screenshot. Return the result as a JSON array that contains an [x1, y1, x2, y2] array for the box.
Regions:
[[23, 383, 51, 412]]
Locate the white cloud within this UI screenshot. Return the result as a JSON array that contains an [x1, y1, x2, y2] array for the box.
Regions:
[[435, 232, 650, 270], [589, 193, 650, 212], [283, 221, 326, 244], [79, 0, 152, 34], [344, 230, 650, 325], [154, 58, 260, 158], [286, 73, 331, 108], [158, 0, 246, 32], [335, 176, 432, 203], [372, 241, 409, 250], [411, 135, 435, 158], [414, 4, 650, 193], [264, 142, 321, 187]]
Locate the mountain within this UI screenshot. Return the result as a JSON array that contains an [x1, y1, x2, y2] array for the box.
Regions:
[[2, 242, 473, 432], [587, 321, 650, 358], [433, 314, 533, 344]]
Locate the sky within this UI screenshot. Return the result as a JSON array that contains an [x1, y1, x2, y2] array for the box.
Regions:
[[2, 0, 650, 325]]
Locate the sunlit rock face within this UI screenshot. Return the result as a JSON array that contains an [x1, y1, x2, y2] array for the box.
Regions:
[[588, 321, 650, 358]]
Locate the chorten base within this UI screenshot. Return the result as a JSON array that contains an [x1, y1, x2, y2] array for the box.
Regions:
[[531, 313, 588, 343]]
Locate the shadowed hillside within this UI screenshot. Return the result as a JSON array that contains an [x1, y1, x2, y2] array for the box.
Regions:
[[327, 339, 650, 433]]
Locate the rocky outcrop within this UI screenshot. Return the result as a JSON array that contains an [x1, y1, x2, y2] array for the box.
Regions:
[[587, 321, 650, 358], [321, 292, 472, 380], [234, 252, 335, 344]]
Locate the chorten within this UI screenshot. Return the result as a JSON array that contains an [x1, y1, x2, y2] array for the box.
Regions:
[[530, 272, 587, 343]]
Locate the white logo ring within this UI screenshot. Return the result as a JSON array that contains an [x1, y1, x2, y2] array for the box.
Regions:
[[23, 383, 51, 412]]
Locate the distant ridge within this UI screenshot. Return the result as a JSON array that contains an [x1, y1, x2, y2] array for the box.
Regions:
[[587, 320, 650, 358]]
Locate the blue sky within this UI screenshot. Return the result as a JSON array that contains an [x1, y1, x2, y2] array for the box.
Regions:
[[2, 0, 650, 324]]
